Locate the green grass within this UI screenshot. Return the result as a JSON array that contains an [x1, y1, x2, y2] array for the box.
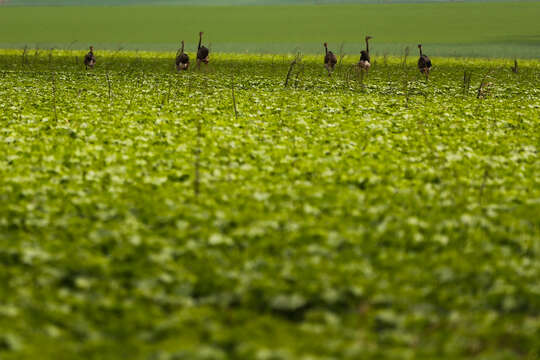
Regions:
[[0, 49, 539, 359], [1, 2, 540, 57]]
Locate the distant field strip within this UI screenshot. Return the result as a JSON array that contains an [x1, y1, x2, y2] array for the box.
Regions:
[[3, 0, 534, 5], [1, 2, 539, 57]]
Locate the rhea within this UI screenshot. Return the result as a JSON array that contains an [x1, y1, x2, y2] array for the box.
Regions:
[[323, 42, 338, 75], [417, 44, 432, 78], [197, 32, 210, 67], [358, 36, 372, 71], [84, 46, 96, 70], [176, 40, 190, 71]]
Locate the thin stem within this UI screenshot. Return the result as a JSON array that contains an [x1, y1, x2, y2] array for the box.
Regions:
[[194, 119, 201, 197], [51, 72, 58, 122], [284, 53, 300, 88], [106, 72, 112, 101], [231, 72, 238, 120]]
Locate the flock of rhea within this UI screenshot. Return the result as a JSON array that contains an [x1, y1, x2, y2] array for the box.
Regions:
[[323, 37, 432, 77], [84, 33, 433, 77], [175, 32, 210, 70]]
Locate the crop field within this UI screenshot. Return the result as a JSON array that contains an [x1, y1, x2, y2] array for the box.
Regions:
[[0, 49, 539, 359], [1, 2, 540, 58]]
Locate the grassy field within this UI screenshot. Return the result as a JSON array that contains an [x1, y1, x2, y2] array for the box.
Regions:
[[1, 2, 540, 57], [0, 49, 539, 359]]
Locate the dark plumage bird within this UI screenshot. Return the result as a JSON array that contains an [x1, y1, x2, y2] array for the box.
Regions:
[[176, 40, 190, 71], [197, 32, 209, 66], [417, 44, 432, 78], [84, 46, 96, 69], [358, 36, 372, 71], [323, 42, 338, 74]]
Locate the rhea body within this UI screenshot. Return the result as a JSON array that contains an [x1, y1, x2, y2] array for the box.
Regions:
[[176, 40, 190, 71], [358, 36, 372, 71], [417, 44, 432, 78], [323, 42, 338, 74], [197, 32, 209, 66], [84, 46, 96, 69]]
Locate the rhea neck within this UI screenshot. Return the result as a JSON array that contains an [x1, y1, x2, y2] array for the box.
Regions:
[[198, 34, 202, 50], [365, 38, 369, 54], [418, 46, 423, 56], [324, 44, 328, 56], [181, 42, 184, 54]]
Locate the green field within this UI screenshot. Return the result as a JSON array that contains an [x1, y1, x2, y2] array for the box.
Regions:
[[0, 49, 539, 359], [1, 2, 540, 57]]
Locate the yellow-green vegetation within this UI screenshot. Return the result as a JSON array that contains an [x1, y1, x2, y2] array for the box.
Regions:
[[1, 2, 540, 57], [0, 49, 539, 359]]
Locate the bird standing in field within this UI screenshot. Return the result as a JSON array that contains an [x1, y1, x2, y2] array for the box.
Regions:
[[417, 44, 432, 78], [84, 46, 96, 70], [197, 32, 209, 67], [176, 40, 190, 71], [323, 42, 338, 75], [358, 36, 372, 71]]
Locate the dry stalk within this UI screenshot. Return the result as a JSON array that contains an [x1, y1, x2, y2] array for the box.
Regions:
[[231, 71, 238, 120], [22, 45, 28, 66], [284, 53, 301, 87], [294, 63, 305, 88], [401, 46, 409, 69], [463, 70, 472, 95], [194, 119, 202, 197], [511, 59, 518, 74], [48, 48, 54, 66], [51, 72, 58, 122], [106, 72, 112, 101]]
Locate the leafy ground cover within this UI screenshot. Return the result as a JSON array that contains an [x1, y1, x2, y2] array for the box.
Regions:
[[1, 2, 540, 58], [0, 49, 539, 359]]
